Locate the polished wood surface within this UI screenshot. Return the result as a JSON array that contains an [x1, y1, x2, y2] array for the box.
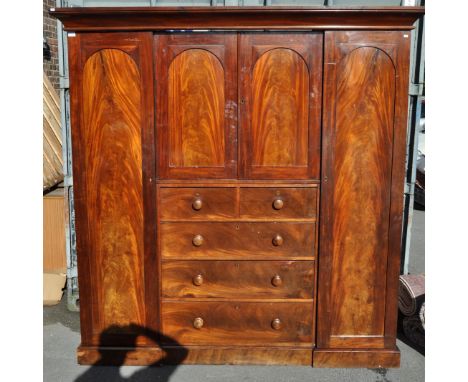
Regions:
[[77, 345, 312, 366], [82, 48, 145, 335], [313, 348, 400, 368], [239, 187, 318, 219], [159, 187, 237, 220], [162, 302, 313, 345], [156, 34, 237, 179], [317, 31, 411, 352], [51, 7, 424, 32], [58, 7, 421, 366], [160, 222, 316, 260], [162, 260, 314, 299], [239, 33, 322, 179], [69, 33, 157, 346]]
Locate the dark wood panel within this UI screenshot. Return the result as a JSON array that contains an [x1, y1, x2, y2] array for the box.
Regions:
[[239, 33, 322, 179], [313, 349, 400, 368], [317, 31, 410, 351], [69, 33, 156, 347], [156, 34, 237, 179], [240, 187, 318, 219], [51, 7, 425, 32], [77, 345, 313, 366], [160, 222, 316, 260], [162, 260, 314, 299], [162, 302, 313, 345], [159, 187, 237, 220]]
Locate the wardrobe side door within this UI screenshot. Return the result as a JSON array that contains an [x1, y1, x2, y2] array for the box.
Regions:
[[317, 31, 411, 350], [156, 34, 237, 179], [69, 33, 157, 347], [239, 33, 322, 180]]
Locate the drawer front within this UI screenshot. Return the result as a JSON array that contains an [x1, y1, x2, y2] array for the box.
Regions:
[[162, 302, 313, 345], [162, 260, 314, 299], [159, 187, 237, 220], [239, 187, 318, 219], [160, 222, 316, 259]]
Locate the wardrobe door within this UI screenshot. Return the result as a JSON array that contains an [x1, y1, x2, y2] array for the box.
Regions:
[[239, 33, 322, 180], [68, 33, 157, 347], [156, 34, 237, 179], [317, 31, 411, 359]]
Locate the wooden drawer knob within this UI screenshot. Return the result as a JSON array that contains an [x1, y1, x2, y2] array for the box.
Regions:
[[272, 234, 284, 246], [193, 317, 204, 329], [193, 274, 204, 286], [271, 318, 282, 330], [192, 198, 203, 211], [192, 234, 204, 247], [271, 274, 283, 287], [273, 198, 284, 210]]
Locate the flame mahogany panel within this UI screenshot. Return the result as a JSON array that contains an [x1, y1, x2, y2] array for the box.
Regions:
[[317, 31, 411, 351], [239, 33, 322, 179], [68, 33, 157, 346], [156, 34, 237, 179]]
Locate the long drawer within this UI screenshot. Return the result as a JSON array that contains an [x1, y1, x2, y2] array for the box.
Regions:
[[161, 302, 314, 345], [162, 260, 315, 299], [160, 222, 316, 259]]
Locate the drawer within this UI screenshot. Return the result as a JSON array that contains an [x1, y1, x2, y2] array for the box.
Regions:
[[239, 187, 318, 219], [162, 260, 315, 299], [162, 302, 313, 345], [159, 187, 237, 220], [160, 222, 316, 259]]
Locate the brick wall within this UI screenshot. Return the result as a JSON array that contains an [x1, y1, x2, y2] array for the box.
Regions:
[[43, 0, 60, 91]]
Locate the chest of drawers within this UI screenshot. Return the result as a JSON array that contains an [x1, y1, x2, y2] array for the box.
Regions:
[[52, 5, 424, 368]]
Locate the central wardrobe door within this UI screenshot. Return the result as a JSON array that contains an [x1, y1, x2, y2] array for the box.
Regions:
[[239, 33, 323, 180], [156, 34, 237, 179]]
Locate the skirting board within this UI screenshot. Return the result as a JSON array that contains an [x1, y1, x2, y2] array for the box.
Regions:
[[313, 348, 401, 368], [77, 345, 313, 366]]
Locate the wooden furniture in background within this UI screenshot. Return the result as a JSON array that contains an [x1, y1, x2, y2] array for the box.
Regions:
[[51, 6, 424, 368]]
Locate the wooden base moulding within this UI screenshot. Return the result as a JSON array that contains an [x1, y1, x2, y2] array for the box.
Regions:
[[77, 345, 313, 366], [313, 348, 400, 368]]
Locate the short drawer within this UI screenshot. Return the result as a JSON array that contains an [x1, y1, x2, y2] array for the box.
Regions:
[[159, 187, 237, 220], [162, 260, 315, 299], [239, 187, 318, 219], [161, 302, 314, 345], [160, 222, 316, 259]]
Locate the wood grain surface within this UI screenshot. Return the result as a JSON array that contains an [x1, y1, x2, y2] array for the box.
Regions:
[[318, 31, 409, 351], [69, 33, 157, 347], [251, 48, 308, 167], [162, 301, 313, 345], [313, 348, 400, 368], [168, 49, 225, 167], [51, 6, 425, 32], [156, 34, 237, 179], [162, 260, 314, 299], [82, 48, 145, 334], [160, 222, 316, 260], [239, 187, 318, 219], [77, 345, 313, 366], [239, 33, 322, 179], [159, 187, 237, 220]]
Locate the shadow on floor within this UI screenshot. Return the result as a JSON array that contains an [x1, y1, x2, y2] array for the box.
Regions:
[[75, 324, 188, 382]]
